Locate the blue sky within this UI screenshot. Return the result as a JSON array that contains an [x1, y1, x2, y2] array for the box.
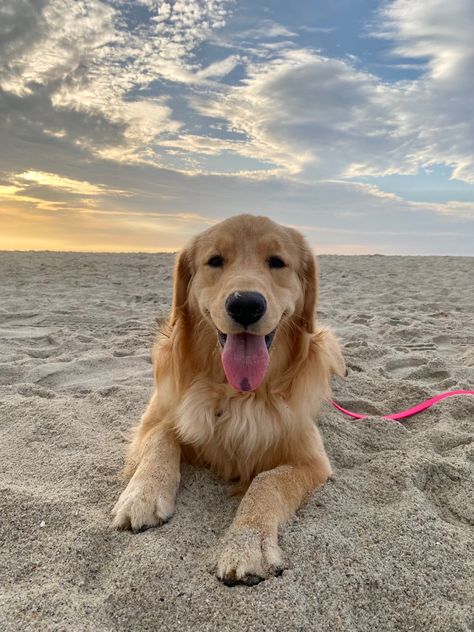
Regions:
[[0, 0, 473, 254]]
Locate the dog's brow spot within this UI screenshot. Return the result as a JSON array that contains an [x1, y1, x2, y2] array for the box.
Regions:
[[240, 378, 251, 391]]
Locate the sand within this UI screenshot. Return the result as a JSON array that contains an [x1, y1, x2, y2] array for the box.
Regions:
[[0, 251, 473, 632]]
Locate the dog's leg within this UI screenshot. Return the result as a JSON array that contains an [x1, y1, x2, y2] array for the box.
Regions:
[[215, 457, 331, 586], [112, 418, 181, 533]]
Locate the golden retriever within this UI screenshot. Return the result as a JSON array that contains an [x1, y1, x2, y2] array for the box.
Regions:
[[112, 214, 345, 586]]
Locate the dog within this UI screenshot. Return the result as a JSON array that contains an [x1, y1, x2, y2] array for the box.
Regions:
[[112, 214, 345, 586]]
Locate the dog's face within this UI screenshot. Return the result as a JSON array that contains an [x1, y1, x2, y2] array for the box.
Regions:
[[173, 215, 317, 392]]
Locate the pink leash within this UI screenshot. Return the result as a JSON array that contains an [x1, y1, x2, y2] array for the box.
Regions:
[[331, 390, 474, 422]]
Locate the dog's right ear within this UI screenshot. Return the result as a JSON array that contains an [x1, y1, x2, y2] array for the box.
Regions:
[[170, 242, 194, 325]]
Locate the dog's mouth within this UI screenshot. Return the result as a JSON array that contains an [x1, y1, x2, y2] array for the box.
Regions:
[[217, 329, 276, 351], [216, 328, 277, 393]]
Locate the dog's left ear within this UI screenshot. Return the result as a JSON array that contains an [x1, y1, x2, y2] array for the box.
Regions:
[[170, 242, 195, 325], [299, 244, 318, 334]]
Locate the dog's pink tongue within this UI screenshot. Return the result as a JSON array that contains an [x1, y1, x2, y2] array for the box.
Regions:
[[222, 333, 269, 392]]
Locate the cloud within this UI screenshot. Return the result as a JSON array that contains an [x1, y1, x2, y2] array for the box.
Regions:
[[14, 170, 128, 196], [0, 168, 131, 220], [237, 20, 297, 40], [0, 0, 118, 97], [2, 0, 472, 184], [189, 49, 403, 177], [1, 164, 472, 254], [196, 55, 241, 79], [183, 1, 474, 183], [0, 0, 231, 165], [374, 0, 474, 182], [0, 0, 472, 255], [298, 26, 337, 34]]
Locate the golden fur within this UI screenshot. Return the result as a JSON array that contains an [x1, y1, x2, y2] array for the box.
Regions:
[[112, 214, 345, 586]]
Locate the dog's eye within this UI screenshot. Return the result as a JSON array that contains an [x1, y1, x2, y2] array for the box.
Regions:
[[268, 256, 286, 269], [207, 255, 224, 268]]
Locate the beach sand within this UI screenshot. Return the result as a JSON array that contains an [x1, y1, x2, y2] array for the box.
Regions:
[[0, 251, 473, 631]]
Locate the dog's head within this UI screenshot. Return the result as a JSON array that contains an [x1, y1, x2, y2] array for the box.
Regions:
[[171, 214, 317, 392]]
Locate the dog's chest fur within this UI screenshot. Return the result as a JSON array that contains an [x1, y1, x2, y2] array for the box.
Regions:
[[174, 378, 319, 482]]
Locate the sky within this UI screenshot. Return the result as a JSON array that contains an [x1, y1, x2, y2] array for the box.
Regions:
[[0, 0, 473, 255]]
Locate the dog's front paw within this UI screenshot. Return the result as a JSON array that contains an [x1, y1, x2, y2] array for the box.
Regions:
[[111, 477, 175, 533], [214, 527, 284, 586]]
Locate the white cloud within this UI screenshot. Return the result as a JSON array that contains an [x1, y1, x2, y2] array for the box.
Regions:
[[0, 0, 472, 256], [185, 1, 474, 183], [410, 200, 474, 221], [180, 0, 474, 182], [197, 55, 241, 79], [375, 0, 474, 182], [14, 170, 129, 196], [0, 0, 231, 163], [189, 49, 403, 177], [237, 20, 297, 40], [0, 169, 130, 216], [0, 0, 118, 96], [1, 0, 472, 184]]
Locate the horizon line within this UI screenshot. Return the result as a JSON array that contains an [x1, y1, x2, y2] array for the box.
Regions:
[[1, 249, 472, 258]]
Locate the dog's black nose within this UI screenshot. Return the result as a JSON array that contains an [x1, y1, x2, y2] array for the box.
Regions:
[[225, 291, 267, 327]]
